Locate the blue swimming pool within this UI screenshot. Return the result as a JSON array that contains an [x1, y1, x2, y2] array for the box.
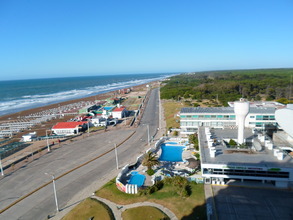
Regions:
[[128, 173, 146, 187], [104, 106, 114, 110], [159, 144, 185, 162]]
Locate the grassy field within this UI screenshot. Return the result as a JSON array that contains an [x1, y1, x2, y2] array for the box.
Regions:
[[122, 206, 170, 220], [62, 198, 114, 220], [162, 100, 186, 129], [95, 179, 206, 220]]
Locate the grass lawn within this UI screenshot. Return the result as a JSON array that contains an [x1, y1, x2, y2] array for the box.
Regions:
[[122, 206, 170, 220], [62, 198, 114, 220], [95, 179, 206, 220], [162, 100, 187, 129]]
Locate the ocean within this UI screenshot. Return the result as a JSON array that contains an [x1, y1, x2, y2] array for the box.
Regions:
[[0, 73, 173, 117]]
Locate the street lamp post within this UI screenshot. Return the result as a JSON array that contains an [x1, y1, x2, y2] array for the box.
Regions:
[[45, 173, 59, 212], [0, 156, 4, 176], [46, 130, 51, 152], [114, 144, 119, 170], [87, 121, 90, 136]]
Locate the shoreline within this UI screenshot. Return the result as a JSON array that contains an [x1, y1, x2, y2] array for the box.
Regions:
[[0, 81, 158, 123]]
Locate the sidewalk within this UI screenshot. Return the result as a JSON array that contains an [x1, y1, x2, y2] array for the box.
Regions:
[[91, 196, 178, 220], [204, 184, 218, 220]]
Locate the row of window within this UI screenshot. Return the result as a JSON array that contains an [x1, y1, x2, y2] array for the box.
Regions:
[[181, 115, 235, 120], [251, 115, 275, 120], [181, 114, 275, 120], [181, 121, 235, 127], [203, 168, 289, 178]]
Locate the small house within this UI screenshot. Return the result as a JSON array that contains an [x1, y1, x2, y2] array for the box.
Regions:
[[112, 106, 127, 119], [22, 132, 37, 142], [52, 122, 87, 136]]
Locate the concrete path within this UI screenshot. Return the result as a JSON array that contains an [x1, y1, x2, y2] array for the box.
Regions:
[[91, 195, 178, 220]]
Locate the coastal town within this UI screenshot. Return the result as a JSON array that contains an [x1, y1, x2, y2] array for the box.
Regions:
[[1, 1, 293, 219], [0, 71, 293, 220]]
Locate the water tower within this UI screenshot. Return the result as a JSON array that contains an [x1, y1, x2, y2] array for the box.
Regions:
[[234, 98, 250, 144]]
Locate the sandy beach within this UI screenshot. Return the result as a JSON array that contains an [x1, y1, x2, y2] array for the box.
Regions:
[[0, 81, 158, 138]]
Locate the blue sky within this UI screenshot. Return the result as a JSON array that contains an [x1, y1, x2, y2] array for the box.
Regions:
[[0, 0, 292, 80]]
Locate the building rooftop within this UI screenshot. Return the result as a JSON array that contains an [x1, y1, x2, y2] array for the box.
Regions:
[[52, 122, 87, 129], [112, 107, 126, 112], [181, 107, 276, 114], [228, 101, 285, 109], [199, 127, 293, 168]]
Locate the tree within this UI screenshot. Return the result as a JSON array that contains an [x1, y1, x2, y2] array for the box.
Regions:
[[189, 133, 199, 150], [228, 139, 237, 146], [164, 176, 190, 197], [142, 151, 160, 171]]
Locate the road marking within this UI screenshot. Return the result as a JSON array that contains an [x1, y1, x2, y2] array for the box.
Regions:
[[0, 131, 136, 214]]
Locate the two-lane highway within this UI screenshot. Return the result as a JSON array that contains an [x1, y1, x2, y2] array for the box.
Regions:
[[0, 88, 160, 220]]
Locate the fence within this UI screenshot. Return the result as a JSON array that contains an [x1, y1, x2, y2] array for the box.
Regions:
[[116, 136, 167, 194]]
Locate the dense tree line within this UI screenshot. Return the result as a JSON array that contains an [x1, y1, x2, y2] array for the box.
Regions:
[[160, 69, 293, 106]]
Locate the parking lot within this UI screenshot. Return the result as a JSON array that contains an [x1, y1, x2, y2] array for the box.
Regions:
[[212, 185, 293, 220]]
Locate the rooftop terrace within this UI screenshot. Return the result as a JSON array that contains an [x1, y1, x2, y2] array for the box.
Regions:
[[199, 127, 293, 168]]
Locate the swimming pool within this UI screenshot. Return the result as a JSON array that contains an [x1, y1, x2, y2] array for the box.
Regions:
[[128, 172, 146, 187], [159, 144, 185, 162], [104, 106, 114, 111]]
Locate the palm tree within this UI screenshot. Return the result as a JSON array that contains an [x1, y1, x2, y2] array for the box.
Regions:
[[142, 151, 160, 171]]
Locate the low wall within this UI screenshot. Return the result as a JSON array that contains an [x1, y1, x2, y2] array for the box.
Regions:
[[116, 136, 166, 194]]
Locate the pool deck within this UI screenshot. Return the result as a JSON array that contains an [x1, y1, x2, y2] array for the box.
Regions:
[[120, 142, 199, 188]]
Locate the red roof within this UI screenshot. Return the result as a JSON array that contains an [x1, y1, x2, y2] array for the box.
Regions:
[[113, 107, 126, 112], [52, 122, 87, 129]]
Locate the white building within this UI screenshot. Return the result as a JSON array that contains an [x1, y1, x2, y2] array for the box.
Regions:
[[22, 132, 37, 142], [52, 122, 87, 136], [180, 107, 277, 135], [112, 107, 127, 119], [91, 117, 107, 127], [199, 127, 293, 188]]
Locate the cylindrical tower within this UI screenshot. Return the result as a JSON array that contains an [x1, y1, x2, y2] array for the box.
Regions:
[[234, 99, 250, 144]]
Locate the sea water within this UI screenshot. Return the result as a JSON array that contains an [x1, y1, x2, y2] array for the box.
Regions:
[[0, 73, 173, 116]]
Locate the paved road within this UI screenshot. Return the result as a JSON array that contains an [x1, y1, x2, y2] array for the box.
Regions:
[[0, 88, 160, 220]]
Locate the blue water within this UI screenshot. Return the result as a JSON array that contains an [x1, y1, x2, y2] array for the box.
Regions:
[[129, 173, 145, 187], [104, 106, 114, 110], [159, 144, 185, 162], [0, 73, 174, 116]]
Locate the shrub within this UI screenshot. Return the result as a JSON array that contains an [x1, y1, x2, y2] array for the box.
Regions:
[[228, 139, 237, 146], [147, 168, 155, 176]]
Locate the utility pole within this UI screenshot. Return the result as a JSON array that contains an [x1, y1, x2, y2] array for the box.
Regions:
[[114, 144, 119, 170], [46, 130, 50, 152], [45, 173, 59, 212], [0, 156, 4, 176]]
